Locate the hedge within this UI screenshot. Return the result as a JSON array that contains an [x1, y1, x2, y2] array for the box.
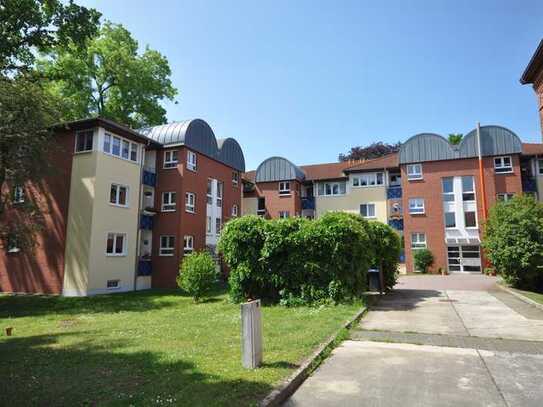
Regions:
[[218, 212, 400, 305]]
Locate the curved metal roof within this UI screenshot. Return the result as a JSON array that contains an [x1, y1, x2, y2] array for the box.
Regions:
[[140, 119, 245, 171], [255, 156, 305, 182], [399, 125, 522, 164]]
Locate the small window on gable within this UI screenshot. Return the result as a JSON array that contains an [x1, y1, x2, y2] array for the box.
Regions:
[[407, 164, 423, 180], [164, 150, 178, 168], [494, 156, 512, 173], [187, 150, 197, 171], [279, 181, 291, 195], [75, 130, 94, 153]]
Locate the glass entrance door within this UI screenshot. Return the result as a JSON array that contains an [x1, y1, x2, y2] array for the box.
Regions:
[[447, 245, 481, 273]]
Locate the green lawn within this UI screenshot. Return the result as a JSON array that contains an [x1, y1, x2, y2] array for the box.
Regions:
[[511, 287, 543, 305], [0, 288, 363, 406]]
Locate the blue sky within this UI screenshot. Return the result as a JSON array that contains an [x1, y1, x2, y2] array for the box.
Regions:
[[81, 0, 543, 169]]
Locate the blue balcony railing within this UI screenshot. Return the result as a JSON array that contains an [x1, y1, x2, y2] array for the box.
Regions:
[[388, 218, 404, 231], [522, 177, 537, 193], [142, 170, 156, 187], [140, 214, 153, 230], [301, 197, 315, 210], [387, 186, 402, 199], [138, 260, 152, 276]]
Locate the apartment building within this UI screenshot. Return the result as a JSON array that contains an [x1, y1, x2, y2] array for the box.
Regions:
[[0, 117, 245, 295], [521, 39, 543, 137]]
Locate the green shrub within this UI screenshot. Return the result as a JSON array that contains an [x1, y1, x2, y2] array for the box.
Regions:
[[414, 249, 433, 273], [483, 195, 543, 291], [366, 221, 401, 290], [177, 251, 218, 302]]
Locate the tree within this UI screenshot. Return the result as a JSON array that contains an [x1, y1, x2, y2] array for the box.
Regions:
[[483, 195, 543, 291], [177, 251, 218, 302], [448, 133, 463, 145], [414, 249, 433, 273], [0, 0, 100, 74], [338, 141, 401, 162], [39, 22, 177, 128]]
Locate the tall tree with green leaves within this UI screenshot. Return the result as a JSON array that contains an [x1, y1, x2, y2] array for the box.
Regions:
[[448, 133, 463, 145], [39, 22, 178, 128]]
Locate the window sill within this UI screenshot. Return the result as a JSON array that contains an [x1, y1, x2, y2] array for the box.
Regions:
[[185, 209, 196, 214], [7, 249, 20, 254], [279, 193, 291, 197], [159, 253, 174, 257], [163, 164, 178, 169], [74, 150, 93, 155], [407, 177, 423, 181], [409, 212, 425, 216], [352, 185, 384, 189], [494, 170, 513, 174], [186, 166, 197, 172], [106, 253, 127, 257], [162, 209, 176, 213], [110, 203, 130, 209]]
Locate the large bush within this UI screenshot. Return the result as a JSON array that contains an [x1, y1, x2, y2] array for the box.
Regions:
[[366, 221, 401, 290], [483, 195, 543, 291], [414, 249, 434, 274], [177, 251, 218, 302], [218, 212, 374, 305]]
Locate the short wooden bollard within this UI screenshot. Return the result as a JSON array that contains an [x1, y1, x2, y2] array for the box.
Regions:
[[241, 299, 263, 369]]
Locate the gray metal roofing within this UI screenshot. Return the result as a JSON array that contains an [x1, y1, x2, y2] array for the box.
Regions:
[[255, 156, 306, 182], [399, 125, 522, 164], [140, 119, 245, 171]]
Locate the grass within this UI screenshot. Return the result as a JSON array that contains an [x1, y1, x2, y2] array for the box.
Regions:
[[510, 287, 543, 305], [0, 287, 364, 406]]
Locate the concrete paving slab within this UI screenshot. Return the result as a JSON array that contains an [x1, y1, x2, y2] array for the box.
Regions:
[[396, 274, 497, 291], [285, 341, 506, 407]]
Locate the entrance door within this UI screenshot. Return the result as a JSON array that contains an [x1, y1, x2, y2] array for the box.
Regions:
[[447, 245, 481, 273]]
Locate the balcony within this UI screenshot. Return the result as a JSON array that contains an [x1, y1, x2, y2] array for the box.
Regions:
[[138, 259, 152, 276], [388, 218, 404, 231], [142, 168, 156, 187], [140, 214, 154, 230], [387, 186, 402, 199], [522, 177, 537, 193], [301, 196, 315, 210]]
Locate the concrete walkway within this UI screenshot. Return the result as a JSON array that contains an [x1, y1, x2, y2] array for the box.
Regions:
[[285, 275, 543, 407]]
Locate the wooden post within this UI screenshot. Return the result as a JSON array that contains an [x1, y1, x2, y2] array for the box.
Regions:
[[241, 299, 263, 369]]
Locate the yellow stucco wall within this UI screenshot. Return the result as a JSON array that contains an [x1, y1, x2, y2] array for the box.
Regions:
[[315, 185, 388, 223], [242, 197, 258, 215], [87, 146, 141, 295], [63, 151, 97, 296]]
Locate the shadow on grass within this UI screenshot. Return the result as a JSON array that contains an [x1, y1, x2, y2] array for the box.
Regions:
[[0, 331, 273, 407]]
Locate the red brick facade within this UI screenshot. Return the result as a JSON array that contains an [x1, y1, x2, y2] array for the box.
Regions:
[[151, 146, 242, 288], [246, 180, 302, 219], [402, 155, 523, 274]]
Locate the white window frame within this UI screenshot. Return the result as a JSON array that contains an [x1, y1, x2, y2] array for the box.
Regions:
[[185, 192, 196, 213], [164, 150, 179, 169], [106, 233, 126, 256], [411, 232, 427, 249], [75, 129, 94, 153], [183, 235, 194, 255], [360, 203, 376, 219], [107, 279, 120, 289], [407, 163, 423, 180], [159, 235, 175, 256], [279, 211, 290, 219], [444, 211, 456, 229], [497, 193, 515, 201], [103, 132, 139, 163], [187, 150, 197, 171], [257, 197, 266, 215], [217, 181, 223, 207], [408, 198, 425, 214], [494, 156, 513, 174], [232, 171, 239, 186], [161, 191, 176, 212], [319, 181, 346, 196], [13, 185, 25, 204], [352, 172, 384, 188], [207, 179, 213, 205], [231, 204, 239, 217], [538, 158, 543, 175], [279, 181, 291, 195], [461, 176, 475, 202], [207, 216, 212, 234], [464, 210, 478, 229], [215, 217, 222, 234], [109, 183, 129, 207], [441, 177, 455, 202]]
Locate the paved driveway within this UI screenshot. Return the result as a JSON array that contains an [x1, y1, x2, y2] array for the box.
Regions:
[[285, 275, 543, 407]]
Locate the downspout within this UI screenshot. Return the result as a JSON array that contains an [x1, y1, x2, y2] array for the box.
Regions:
[[477, 123, 488, 221], [133, 142, 147, 291]]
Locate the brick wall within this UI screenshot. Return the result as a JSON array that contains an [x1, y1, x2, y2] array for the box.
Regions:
[[250, 180, 302, 218]]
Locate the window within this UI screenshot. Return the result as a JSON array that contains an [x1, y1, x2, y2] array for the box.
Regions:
[[232, 171, 239, 186], [187, 150, 197, 171], [183, 235, 194, 255], [103, 133, 111, 153], [257, 197, 265, 215], [207, 179, 213, 205], [444, 212, 456, 228], [159, 235, 175, 256], [411, 232, 426, 249], [279, 211, 290, 219], [13, 186, 24, 204], [122, 140, 130, 159], [110, 184, 128, 207], [216, 217, 222, 234], [442, 177, 455, 202], [360, 203, 376, 218], [75, 130, 94, 152], [6, 235, 20, 253], [164, 150, 178, 168], [107, 279, 120, 289], [217, 182, 223, 207], [408, 198, 425, 214], [207, 216, 212, 233], [389, 174, 401, 186], [106, 233, 126, 256], [130, 143, 138, 162], [318, 181, 346, 196], [538, 159, 543, 175], [461, 176, 475, 201], [352, 172, 384, 187], [464, 211, 477, 228], [407, 163, 423, 180], [279, 181, 291, 195], [162, 192, 176, 212], [185, 192, 195, 213], [103, 133, 139, 162], [231, 204, 239, 217], [112, 136, 121, 156], [494, 156, 512, 173], [497, 193, 515, 201]]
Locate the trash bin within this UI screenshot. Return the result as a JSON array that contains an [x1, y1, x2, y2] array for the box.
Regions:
[[368, 268, 381, 292]]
